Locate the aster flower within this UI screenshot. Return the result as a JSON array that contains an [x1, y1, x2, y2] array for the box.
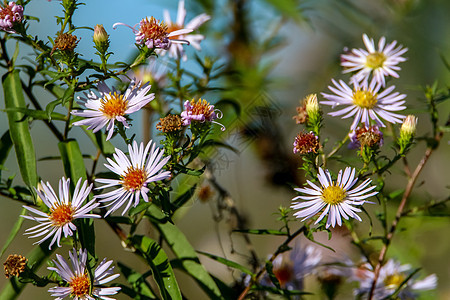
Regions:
[[341, 34, 408, 87], [348, 125, 383, 149], [181, 98, 224, 130], [353, 259, 437, 299], [22, 178, 100, 249], [95, 140, 171, 216], [159, 0, 210, 60], [263, 244, 322, 290], [291, 167, 377, 228], [113, 16, 192, 50], [48, 248, 121, 300], [0, 2, 23, 33], [321, 79, 406, 130], [71, 79, 154, 140]]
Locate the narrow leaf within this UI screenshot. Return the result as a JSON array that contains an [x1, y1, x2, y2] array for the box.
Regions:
[[197, 251, 254, 275], [2, 70, 38, 189], [0, 207, 27, 259], [130, 235, 182, 300]]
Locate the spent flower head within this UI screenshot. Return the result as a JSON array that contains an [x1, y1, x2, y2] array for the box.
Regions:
[[156, 114, 182, 133], [291, 167, 378, 228], [0, 1, 23, 33], [72, 79, 154, 140], [95, 140, 171, 216], [48, 248, 121, 300], [341, 34, 408, 87], [4, 254, 27, 278], [293, 131, 320, 155], [348, 124, 384, 150], [159, 0, 211, 60], [22, 178, 100, 249], [321, 79, 406, 130]]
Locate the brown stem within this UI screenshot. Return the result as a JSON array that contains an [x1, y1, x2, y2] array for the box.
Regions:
[[367, 132, 443, 299]]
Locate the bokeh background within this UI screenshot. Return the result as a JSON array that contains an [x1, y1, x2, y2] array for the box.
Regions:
[[0, 0, 449, 299]]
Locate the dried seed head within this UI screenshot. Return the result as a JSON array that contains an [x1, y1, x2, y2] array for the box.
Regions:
[[4, 254, 27, 278], [156, 114, 182, 133]]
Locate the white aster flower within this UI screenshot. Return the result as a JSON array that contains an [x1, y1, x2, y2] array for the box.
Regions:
[[291, 167, 377, 228], [22, 178, 100, 249], [321, 79, 406, 130], [341, 34, 408, 87], [353, 259, 437, 299], [159, 0, 210, 60], [48, 248, 121, 300], [71, 79, 154, 140], [95, 140, 171, 216], [113, 16, 192, 50], [264, 244, 322, 290]]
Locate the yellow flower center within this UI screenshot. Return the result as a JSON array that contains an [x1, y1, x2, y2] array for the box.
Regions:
[[49, 204, 74, 227], [100, 92, 128, 119], [365, 52, 386, 69], [352, 90, 378, 109], [140, 17, 168, 41], [121, 167, 147, 191], [384, 273, 405, 288], [70, 274, 91, 297], [321, 185, 347, 205]]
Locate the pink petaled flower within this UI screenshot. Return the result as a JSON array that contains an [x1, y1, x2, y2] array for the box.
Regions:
[[341, 34, 408, 87], [71, 79, 154, 140], [159, 0, 210, 60], [181, 98, 224, 130], [22, 178, 100, 249], [48, 248, 121, 300], [321, 79, 406, 130], [113, 16, 192, 50], [0, 2, 23, 33]]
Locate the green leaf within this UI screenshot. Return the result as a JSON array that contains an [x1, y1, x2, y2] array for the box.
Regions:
[[58, 140, 96, 270], [147, 206, 223, 299], [2, 107, 66, 121], [2, 70, 38, 189], [233, 229, 288, 236], [117, 262, 157, 299], [130, 235, 182, 300], [197, 251, 254, 276], [0, 130, 13, 175], [45, 98, 63, 119], [173, 164, 206, 176], [0, 207, 26, 259]]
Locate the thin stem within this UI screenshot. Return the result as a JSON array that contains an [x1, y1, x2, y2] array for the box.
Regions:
[[326, 134, 349, 159], [367, 132, 443, 299]]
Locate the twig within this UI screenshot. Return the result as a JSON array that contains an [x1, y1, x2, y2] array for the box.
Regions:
[[368, 131, 443, 299]]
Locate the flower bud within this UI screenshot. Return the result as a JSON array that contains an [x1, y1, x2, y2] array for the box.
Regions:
[[93, 24, 110, 53], [304, 94, 322, 134], [400, 115, 417, 138], [398, 115, 417, 153]]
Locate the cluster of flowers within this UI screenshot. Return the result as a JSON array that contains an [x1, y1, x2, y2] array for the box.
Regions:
[[286, 34, 434, 298], [259, 242, 436, 299], [1, 1, 218, 299]]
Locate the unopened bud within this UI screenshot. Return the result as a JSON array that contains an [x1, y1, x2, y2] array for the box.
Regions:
[[400, 115, 417, 138], [93, 24, 109, 53], [398, 115, 417, 153], [305, 94, 319, 117]]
